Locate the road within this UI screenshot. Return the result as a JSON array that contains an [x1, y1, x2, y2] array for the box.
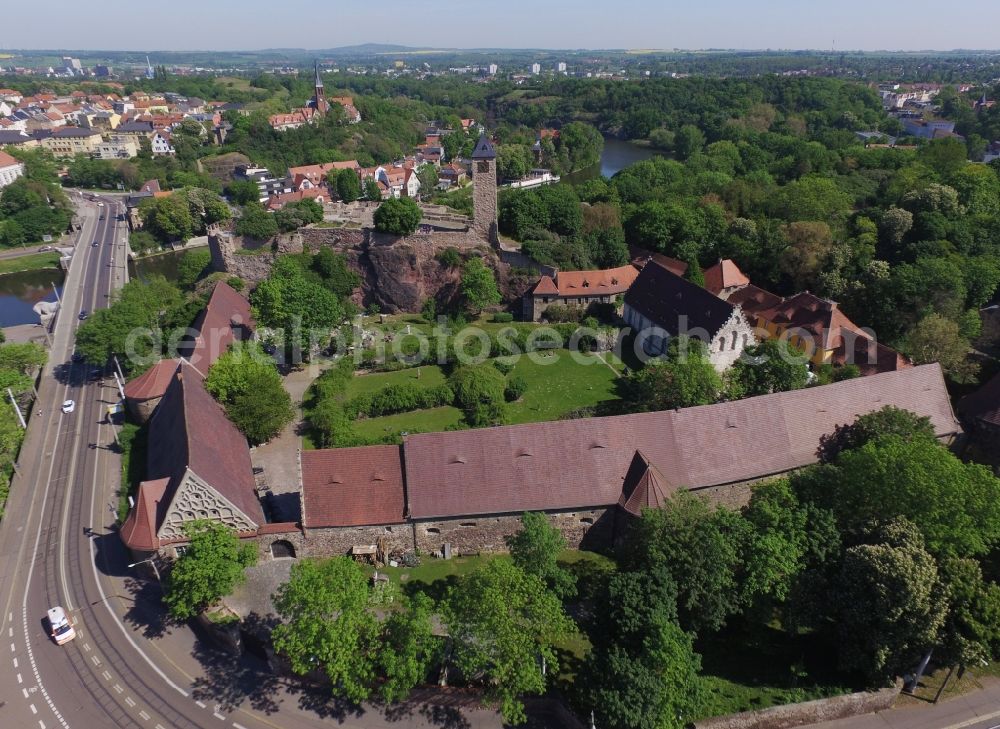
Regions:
[[0, 194, 506, 729]]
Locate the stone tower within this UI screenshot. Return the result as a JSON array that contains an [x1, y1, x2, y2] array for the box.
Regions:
[[312, 60, 328, 114], [471, 134, 498, 246]]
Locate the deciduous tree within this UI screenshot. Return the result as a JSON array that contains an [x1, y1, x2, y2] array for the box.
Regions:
[[163, 521, 257, 620]]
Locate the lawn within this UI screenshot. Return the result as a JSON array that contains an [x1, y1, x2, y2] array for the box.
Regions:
[[0, 252, 61, 275], [507, 349, 621, 424], [344, 364, 446, 398], [351, 405, 464, 440]]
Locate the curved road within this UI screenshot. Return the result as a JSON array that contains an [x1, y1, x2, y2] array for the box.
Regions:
[[0, 195, 501, 729]]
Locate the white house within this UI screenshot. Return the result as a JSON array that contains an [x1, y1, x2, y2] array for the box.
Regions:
[[151, 129, 175, 156], [0, 150, 25, 190]]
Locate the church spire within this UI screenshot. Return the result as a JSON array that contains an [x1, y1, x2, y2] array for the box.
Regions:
[[312, 60, 327, 113]]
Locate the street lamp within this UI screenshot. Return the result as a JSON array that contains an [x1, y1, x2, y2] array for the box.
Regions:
[[127, 557, 161, 582]]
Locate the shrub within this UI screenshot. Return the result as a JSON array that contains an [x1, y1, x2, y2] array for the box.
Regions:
[[373, 198, 422, 236], [437, 247, 462, 268], [347, 382, 454, 418], [226, 276, 245, 292], [542, 304, 585, 323], [505, 374, 528, 402], [493, 359, 515, 376], [492, 312, 514, 323]]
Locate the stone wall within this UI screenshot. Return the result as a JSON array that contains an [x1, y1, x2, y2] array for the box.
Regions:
[[693, 684, 901, 729], [413, 507, 614, 555], [298, 523, 412, 559], [471, 159, 498, 245]]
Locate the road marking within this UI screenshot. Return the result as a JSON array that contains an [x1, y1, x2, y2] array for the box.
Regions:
[[39, 721, 46, 729], [13, 656, 18, 667], [16, 672, 21, 683], [139, 710, 150, 721], [90, 655, 100, 666], [9, 642, 14, 652], [101, 670, 111, 680], [195, 700, 206, 708], [233, 723, 248, 729], [156, 724, 167, 729], [214, 712, 225, 720], [29, 703, 37, 714], [81, 642, 90, 651], [124, 696, 136, 707], [22, 688, 28, 698], [939, 709, 1000, 729], [113, 683, 123, 694]]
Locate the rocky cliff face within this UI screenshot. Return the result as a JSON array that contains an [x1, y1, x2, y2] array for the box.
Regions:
[[211, 227, 534, 315]]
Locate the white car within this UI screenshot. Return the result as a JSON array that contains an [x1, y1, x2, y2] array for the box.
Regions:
[[47, 606, 76, 645], [61, 400, 75, 414], [97, 202, 104, 207]]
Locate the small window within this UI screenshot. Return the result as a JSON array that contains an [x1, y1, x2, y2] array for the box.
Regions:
[[460, 522, 477, 528], [717, 337, 725, 351], [730, 331, 738, 350], [580, 517, 595, 525], [426, 527, 440, 535]]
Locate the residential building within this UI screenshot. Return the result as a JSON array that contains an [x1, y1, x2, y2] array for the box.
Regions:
[[901, 118, 958, 139], [39, 126, 102, 157], [94, 136, 139, 159], [527, 264, 640, 321], [488, 63, 499, 75], [0, 150, 25, 189], [150, 129, 175, 155], [265, 186, 330, 210], [707, 259, 908, 376], [287, 161, 360, 190], [115, 120, 155, 140], [0, 130, 36, 148], [557, 62, 567, 72], [531, 63, 541, 75], [438, 162, 467, 188], [329, 96, 361, 124], [623, 258, 756, 371], [234, 165, 291, 202]]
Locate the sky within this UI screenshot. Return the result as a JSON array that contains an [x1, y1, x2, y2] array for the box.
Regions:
[[4, 0, 1000, 52]]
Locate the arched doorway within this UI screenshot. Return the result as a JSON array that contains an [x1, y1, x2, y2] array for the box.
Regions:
[[270, 540, 296, 559]]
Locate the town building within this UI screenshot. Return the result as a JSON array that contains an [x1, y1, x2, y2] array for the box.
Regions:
[[94, 136, 139, 160], [706, 259, 908, 376], [623, 258, 756, 371], [526, 264, 640, 321], [234, 165, 291, 202], [150, 129, 175, 155], [39, 126, 102, 157], [0, 150, 25, 189], [287, 161, 360, 190]]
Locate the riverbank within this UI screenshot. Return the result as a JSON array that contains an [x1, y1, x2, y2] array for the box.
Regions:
[[1, 323, 50, 345], [0, 252, 62, 276]]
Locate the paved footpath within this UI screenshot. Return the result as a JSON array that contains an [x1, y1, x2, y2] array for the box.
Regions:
[[809, 678, 1000, 729]]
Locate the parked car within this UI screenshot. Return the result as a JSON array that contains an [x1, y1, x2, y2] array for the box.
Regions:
[[78, 310, 88, 320], [47, 606, 76, 645], [61, 400, 75, 414]]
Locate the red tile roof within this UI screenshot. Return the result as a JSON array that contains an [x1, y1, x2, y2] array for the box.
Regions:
[[0, 150, 20, 168], [185, 281, 255, 373], [265, 185, 329, 210], [287, 161, 360, 186], [150, 369, 264, 522], [123, 358, 180, 402], [532, 264, 640, 298], [704, 259, 750, 295], [301, 446, 406, 527], [120, 477, 170, 551], [726, 284, 783, 315], [532, 276, 559, 296], [402, 365, 959, 519]]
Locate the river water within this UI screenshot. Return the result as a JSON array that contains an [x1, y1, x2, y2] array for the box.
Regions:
[[563, 137, 661, 184], [0, 268, 65, 327], [128, 249, 185, 282]]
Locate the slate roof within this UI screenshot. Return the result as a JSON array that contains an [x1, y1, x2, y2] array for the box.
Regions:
[[471, 134, 496, 160], [52, 126, 100, 138], [402, 364, 959, 520], [726, 284, 783, 315], [0, 131, 30, 144], [301, 446, 406, 528], [624, 258, 738, 336], [117, 121, 155, 133]]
